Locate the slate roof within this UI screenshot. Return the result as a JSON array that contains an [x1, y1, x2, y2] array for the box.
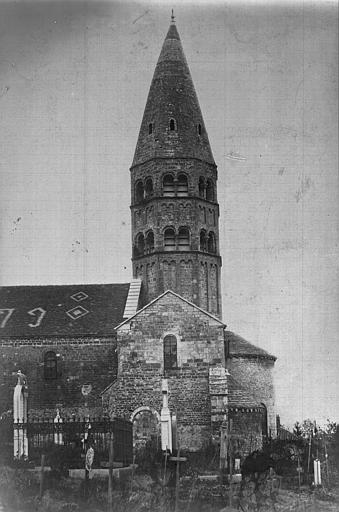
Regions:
[[227, 372, 264, 410], [226, 331, 276, 361], [132, 20, 215, 167], [0, 283, 132, 337]]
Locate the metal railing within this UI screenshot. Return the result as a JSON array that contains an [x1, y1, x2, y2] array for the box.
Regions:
[[5, 416, 133, 467]]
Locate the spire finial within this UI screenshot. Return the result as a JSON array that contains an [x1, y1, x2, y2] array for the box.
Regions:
[[171, 9, 175, 24]]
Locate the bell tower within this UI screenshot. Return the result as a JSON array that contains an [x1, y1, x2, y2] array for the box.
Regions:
[[130, 16, 222, 317]]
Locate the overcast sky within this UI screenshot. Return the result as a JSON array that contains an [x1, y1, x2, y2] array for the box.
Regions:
[[0, 0, 338, 428]]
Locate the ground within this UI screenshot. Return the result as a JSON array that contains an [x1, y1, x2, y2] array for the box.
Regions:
[[1, 466, 339, 512]]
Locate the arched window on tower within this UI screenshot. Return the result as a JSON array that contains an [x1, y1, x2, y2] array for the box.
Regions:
[[207, 232, 216, 253], [135, 181, 144, 203], [135, 233, 145, 257], [148, 122, 153, 135], [199, 177, 205, 199], [198, 123, 202, 136], [164, 334, 177, 370], [163, 174, 175, 197], [145, 178, 153, 199], [164, 228, 175, 251], [206, 179, 214, 201], [178, 227, 190, 251], [169, 118, 177, 131], [44, 351, 57, 380], [145, 231, 154, 254], [177, 174, 188, 197], [200, 230, 207, 252]]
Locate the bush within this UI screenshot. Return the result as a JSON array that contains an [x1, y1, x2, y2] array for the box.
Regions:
[[45, 444, 82, 476]]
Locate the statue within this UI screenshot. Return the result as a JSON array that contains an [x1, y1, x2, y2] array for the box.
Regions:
[[13, 369, 28, 459], [16, 369, 27, 387]]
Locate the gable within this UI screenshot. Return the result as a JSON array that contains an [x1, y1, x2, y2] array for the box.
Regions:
[[117, 289, 225, 331], [0, 283, 136, 337]]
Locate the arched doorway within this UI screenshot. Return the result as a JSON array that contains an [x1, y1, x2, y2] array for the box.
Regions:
[[130, 407, 160, 451]]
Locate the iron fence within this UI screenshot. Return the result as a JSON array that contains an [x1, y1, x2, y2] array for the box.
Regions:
[[3, 416, 133, 468]]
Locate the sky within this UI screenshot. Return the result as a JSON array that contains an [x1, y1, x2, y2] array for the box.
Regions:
[[0, 0, 338, 428]]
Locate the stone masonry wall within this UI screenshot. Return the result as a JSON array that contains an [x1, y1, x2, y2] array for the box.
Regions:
[[0, 336, 117, 417], [105, 292, 226, 450], [130, 157, 222, 317], [229, 409, 264, 458], [134, 253, 221, 316], [228, 357, 276, 437]]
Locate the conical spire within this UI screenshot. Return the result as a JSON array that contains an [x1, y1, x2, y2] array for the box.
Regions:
[[132, 19, 215, 167]]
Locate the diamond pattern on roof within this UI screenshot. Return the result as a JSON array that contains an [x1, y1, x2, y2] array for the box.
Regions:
[[66, 306, 89, 320], [71, 291, 89, 302]]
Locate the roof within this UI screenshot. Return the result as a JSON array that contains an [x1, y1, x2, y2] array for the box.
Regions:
[[116, 289, 226, 330], [132, 20, 215, 167], [0, 283, 136, 337], [226, 331, 276, 361], [227, 372, 264, 410]]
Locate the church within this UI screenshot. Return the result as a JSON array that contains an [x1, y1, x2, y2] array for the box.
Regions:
[[0, 17, 276, 456]]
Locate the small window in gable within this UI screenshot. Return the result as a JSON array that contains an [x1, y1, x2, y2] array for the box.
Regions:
[[169, 118, 176, 131], [198, 123, 202, 136], [44, 351, 57, 380], [148, 123, 153, 135], [164, 334, 177, 370]]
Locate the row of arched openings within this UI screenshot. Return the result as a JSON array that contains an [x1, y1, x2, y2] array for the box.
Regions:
[[199, 177, 215, 201], [133, 229, 217, 256], [135, 178, 154, 203], [200, 230, 216, 253], [134, 175, 215, 203], [148, 119, 203, 136], [134, 231, 155, 257]]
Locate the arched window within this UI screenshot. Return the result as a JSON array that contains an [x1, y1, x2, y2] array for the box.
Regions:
[[163, 174, 175, 197], [148, 122, 153, 135], [199, 177, 205, 199], [136, 233, 145, 256], [200, 230, 207, 252], [208, 232, 216, 253], [44, 351, 57, 380], [145, 231, 154, 253], [169, 118, 176, 131], [206, 179, 214, 201], [145, 178, 153, 199], [178, 227, 190, 251], [164, 334, 177, 370], [135, 181, 144, 203], [177, 174, 188, 197], [198, 123, 202, 136], [164, 228, 175, 251], [261, 403, 268, 439]]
